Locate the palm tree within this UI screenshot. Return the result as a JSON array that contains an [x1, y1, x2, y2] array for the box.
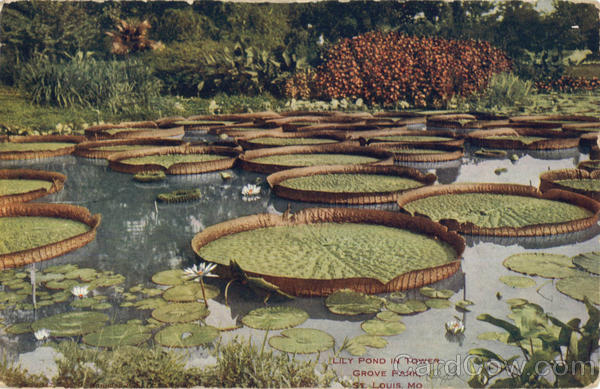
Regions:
[[106, 19, 163, 55]]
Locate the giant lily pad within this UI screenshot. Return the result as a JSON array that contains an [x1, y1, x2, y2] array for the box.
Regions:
[[0, 179, 53, 196], [251, 154, 380, 167], [385, 300, 428, 315], [278, 173, 426, 193], [268, 328, 334, 354], [361, 319, 406, 336], [154, 324, 220, 348], [241, 306, 308, 330], [345, 334, 388, 356], [556, 276, 600, 304], [0, 217, 90, 255], [503, 253, 581, 278], [419, 287, 454, 299], [152, 303, 209, 323], [31, 311, 109, 337], [572, 252, 600, 275], [83, 324, 151, 348], [325, 289, 384, 315], [163, 283, 219, 302], [499, 275, 536, 288], [120, 154, 225, 169], [151, 270, 186, 286]]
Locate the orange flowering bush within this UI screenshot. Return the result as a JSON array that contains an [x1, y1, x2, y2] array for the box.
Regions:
[[284, 69, 319, 100], [292, 31, 512, 107]]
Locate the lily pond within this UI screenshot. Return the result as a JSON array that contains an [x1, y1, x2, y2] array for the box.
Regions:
[[0, 118, 599, 388]]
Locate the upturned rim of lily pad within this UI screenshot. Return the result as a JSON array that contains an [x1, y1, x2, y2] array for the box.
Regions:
[[0, 135, 85, 160], [0, 169, 66, 205]]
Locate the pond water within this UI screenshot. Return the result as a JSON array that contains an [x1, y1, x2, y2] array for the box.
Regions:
[[0, 126, 598, 387]]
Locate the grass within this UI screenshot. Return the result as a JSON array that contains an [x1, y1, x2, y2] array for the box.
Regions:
[[0, 216, 90, 255], [1, 338, 344, 388], [0, 179, 53, 196]]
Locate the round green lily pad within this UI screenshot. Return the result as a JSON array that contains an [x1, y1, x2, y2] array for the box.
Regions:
[[572, 252, 600, 275], [142, 288, 164, 297], [154, 324, 220, 348], [376, 311, 404, 322], [361, 319, 406, 336], [505, 298, 529, 307], [36, 300, 55, 308], [278, 173, 426, 193], [151, 303, 209, 323], [503, 253, 581, 279], [157, 189, 202, 203], [241, 306, 308, 330], [133, 171, 166, 183], [151, 270, 186, 286], [325, 289, 384, 315], [345, 334, 388, 356], [83, 324, 151, 348], [70, 298, 96, 308], [163, 283, 219, 302], [134, 298, 168, 310], [31, 311, 109, 337], [35, 273, 65, 284], [0, 291, 26, 304], [43, 264, 78, 274], [385, 300, 428, 315], [51, 291, 71, 303], [92, 302, 112, 310], [89, 273, 125, 288], [269, 328, 335, 354], [387, 291, 406, 301], [45, 279, 79, 290], [425, 299, 452, 309], [419, 287, 454, 299], [5, 322, 32, 335], [455, 300, 475, 311], [64, 268, 98, 282], [499, 275, 536, 288], [556, 276, 600, 304], [477, 331, 509, 342]]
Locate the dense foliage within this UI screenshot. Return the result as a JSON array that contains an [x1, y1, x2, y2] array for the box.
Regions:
[[308, 32, 511, 107]]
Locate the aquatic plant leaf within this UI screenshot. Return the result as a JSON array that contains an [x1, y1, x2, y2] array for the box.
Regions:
[[151, 270, 186, 286], [42, 264, 78, 274], [5, 322, 32, 335], [246, 276, 295, 300], [134, 298, 168, 310], [455, 300, 475, 311], [572, 252, 600, 275], [128, 284, 144, 293], [141, 288, 164, 297], [419, 287, 454, 299], [32, 311, 109, 337], [64, 268, 98, 282], [268, 328, 334, 354], [345, 334, 388, 356], [92, 302, 112, 310], [385, 300, 428, 315], [89, 273, 125, 288], [152, 303, 209, 323], [556, 276, 600, 304], [252, 153, 379, 167], [121, 154, 225, 169], [133, 171, 166, 183], [503, 253, 581, 279], [35, 273, 65, 284], [387, 291, 406, 301], [325, 289, 384, 315], [376, 311, 404, 322], [361, 319, 406, 336], [403, 193, 592, 229], [0, 291, 26, 304], [163, 283, 219, 302], [425, 299, 452, 309], [51, 291, 71, 303], [505, 298, 529, 307], [83, 324, 151, 348], [70, 298, 96, 308], [45, 280, 79, 290], [279, 173, 425, 193], [241, 306, 308, 330], [154, 324, 220, 348], [477, 331, 509, 342], [157, 189, 202, 203], [499, 275, 536, 288]]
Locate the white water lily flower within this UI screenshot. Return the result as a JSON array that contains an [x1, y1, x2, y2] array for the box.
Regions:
[[241, 184, 261, 197], [183, 263, 218, 280], [71, 285, 89, 298], [445, 319, 465, 335], [34, 328, 50, 341]]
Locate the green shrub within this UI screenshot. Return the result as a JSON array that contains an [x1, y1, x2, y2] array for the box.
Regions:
[[512, 49, 566, 82], [462, 72, 533, 112], [18, 52, 163, 114]]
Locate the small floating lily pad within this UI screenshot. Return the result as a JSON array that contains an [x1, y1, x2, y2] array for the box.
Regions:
[[556, 276, 600, 304], [152, 303, 209, 323], [505, 298, 528, 307], [36, 273, 65, 284], [455, 300, 475, 311], [387, 291, 406, 301], [83, 324, 151, 348], [241, 306, 308, 330], [64, 268, 98, 282], [142, 288, 164, 297], [151, 270, 186, 286], [70, 298, 96, 308], [45, 279, 79, 290], [572, 252, 600, 275], [376, 311, 404, 322], [133, 171, 166, 183], [89, 273, 125, 288], [134, 298, 168, 310], [425, 299, 452, 309], [157, 189, 202, 203], [163, 283, 219, 302], [268, 328, 335, 354], [31, 311, 109, 337], [345, 334, 388, 356], [325, 289, 384, 316], [419, 287, 454, 299], [0, 291, 26, 304], [503, 253, 581, 279], [154, 324, 220, 348], [361, 319, 406, 336], [43, 264, 79, 274], [477, 331, 509, 342], [385, 300, 428, 315], [5, 322, 32, 335], [92, 302, 112, 310], [499, 275, 536, 288]]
